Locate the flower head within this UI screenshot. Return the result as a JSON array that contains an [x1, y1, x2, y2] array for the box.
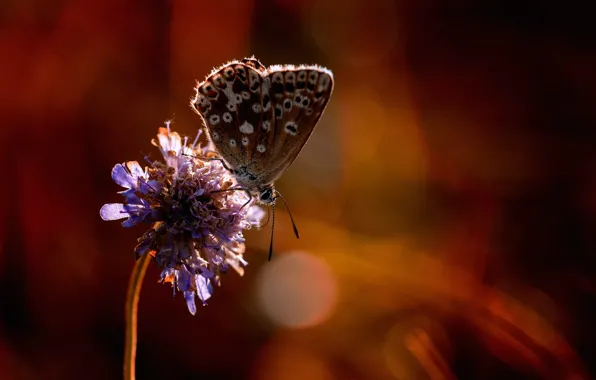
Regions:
[[100, 122, 264, 314]]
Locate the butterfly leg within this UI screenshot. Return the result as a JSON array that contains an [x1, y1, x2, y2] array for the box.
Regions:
[[209, 187, 253, 209], [205, 157, 233, 172], [182, 151, 233, 171]]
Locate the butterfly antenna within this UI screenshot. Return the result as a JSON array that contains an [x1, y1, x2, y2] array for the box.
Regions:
[[275, 192, 300, 239], [268, 203, 275, 261]]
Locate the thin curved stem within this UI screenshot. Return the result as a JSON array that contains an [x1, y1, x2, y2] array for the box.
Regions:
[[124, 251, 152, 380]]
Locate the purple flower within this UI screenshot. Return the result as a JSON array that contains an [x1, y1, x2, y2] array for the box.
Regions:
[[100, 122, 264, 314]]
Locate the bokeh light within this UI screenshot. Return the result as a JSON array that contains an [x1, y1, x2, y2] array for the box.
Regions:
[[256, 251, 338, 328], [1, 0, 595, 378]]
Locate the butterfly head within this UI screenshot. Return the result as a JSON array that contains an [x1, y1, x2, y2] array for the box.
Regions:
[[257, 185, 276, 205]]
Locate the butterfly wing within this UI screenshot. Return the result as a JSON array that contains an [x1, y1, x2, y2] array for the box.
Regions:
[[191, 60, 334, 189], [191, 61, 269, 173], [246, 65, 334, 184]]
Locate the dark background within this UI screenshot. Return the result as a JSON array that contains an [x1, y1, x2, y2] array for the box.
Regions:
[[1, 0, 595, 379]]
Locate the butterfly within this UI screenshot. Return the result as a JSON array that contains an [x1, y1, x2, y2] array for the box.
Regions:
[[190, 57, 334, 260]]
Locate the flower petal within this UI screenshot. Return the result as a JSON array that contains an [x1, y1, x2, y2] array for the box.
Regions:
[[99, 203, 129, 221], [196, 276, 213, 303], [184, 291, 197, 315], [111, 163, 136, 189], [247, 206, 266, 226], [126, 161, 145, 179], [139, 179, 162, 194], [121, 215, 142, 228], [176, 266, 192, 292]]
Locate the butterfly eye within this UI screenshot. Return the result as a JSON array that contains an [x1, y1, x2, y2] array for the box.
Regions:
[[259, 188, 275, 203]]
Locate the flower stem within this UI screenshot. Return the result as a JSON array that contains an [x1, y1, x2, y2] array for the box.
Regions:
[[124, 251, 152, 380]]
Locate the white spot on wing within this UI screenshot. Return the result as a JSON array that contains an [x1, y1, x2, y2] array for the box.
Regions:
[[242, 136, 249, 146], [212, 131, 220, 141], [249, 71, 259, 85], [285, 71, 295, 85], [239, 121, 254, 134], [262, 121, 271, 131], [213, 75, 226, 88], [229, 139, 237, 147], [284, 121, 298, 136], [319, 73, 331, 91], [209, 114, 220, 125], [223, 112, 233, 123], [283, 98, 292, 112], [257, 144, 266, 153]]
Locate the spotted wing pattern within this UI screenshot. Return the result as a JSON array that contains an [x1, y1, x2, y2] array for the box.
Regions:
[[191, 61, 267, 171], [253, 65, 334, 184], [191, 58, 334, 187]]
